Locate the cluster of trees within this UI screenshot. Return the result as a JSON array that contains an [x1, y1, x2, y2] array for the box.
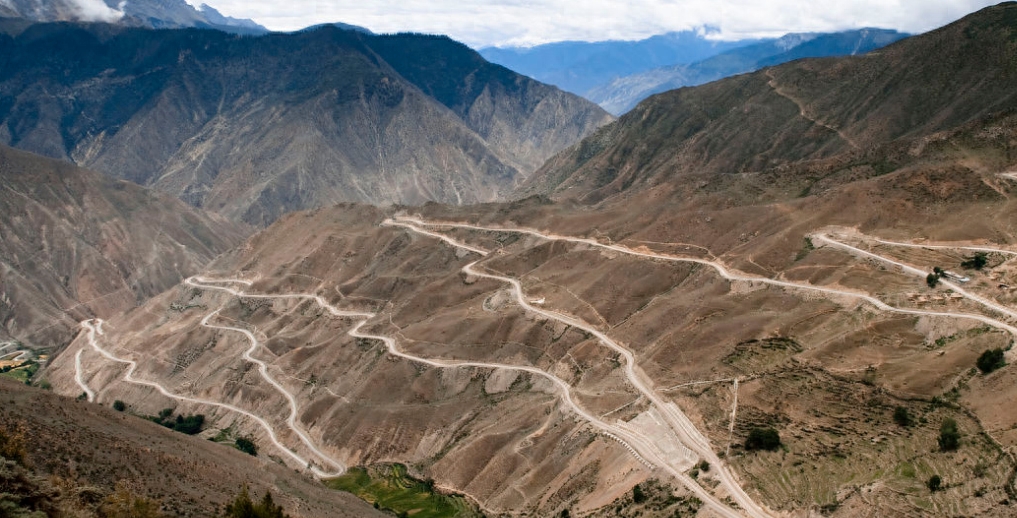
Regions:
[[149, 408, 205, 435]]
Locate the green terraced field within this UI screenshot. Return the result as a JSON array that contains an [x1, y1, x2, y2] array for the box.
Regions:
[[326, 464, 482, 518]]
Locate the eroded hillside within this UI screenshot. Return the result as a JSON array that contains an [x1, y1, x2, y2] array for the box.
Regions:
[[0, 144, 249, 350]]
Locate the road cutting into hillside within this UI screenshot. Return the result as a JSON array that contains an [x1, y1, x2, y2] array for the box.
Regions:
[[864, 235, 1017, 257], [78, 318, 344, 478], [813, 235, 1017, 332], [74, 349, 95, 402], [384, 219, 772, 518], [184, 274, 757, 518], [392, 216, 1017, 342]]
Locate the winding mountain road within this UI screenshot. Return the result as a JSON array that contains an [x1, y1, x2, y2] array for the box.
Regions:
[[384, 219, 771, 518], [79, 318, 344, 478], [392, 216, 1017, 340], [74, 349, 95, 402]]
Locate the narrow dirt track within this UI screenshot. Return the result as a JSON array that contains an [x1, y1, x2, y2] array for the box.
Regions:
[[74, 349, 95, 402]]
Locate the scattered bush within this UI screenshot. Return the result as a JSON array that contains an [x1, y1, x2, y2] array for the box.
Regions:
[[0, 421, 28, 464], [222, 486, 289, 518], [927, 475, 942, 492], [112, 400, 126, 412], [976, 348, 1006, 374], [99, 482, 165, 518], [745, 427, 782, 451], [698, 460, 710, 472], [893, 406, 912, 427], [926, 273, 940, 288], [938, 418, 960, 451]]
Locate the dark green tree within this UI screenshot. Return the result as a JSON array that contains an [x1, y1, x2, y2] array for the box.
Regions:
[[745, 427, 782, 451], [113, 400, 126, 412], [632, 484, 646, 504], [926, 273, 940, 288], [938, 418, 960, 451], [976, 348, 1005, 374], [961, 253, 988, 270], [927, 475, 942, 492], [235, 437, 258, 456], [893, 406, 911, 427]]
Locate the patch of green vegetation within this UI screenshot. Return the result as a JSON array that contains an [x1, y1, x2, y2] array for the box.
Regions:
[[0, 361, 38, 383], [325, 464, 481, 518], [795, 237, 815, 261]]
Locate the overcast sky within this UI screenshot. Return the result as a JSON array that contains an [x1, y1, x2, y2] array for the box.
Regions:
[[191, 0, 1002, 48]]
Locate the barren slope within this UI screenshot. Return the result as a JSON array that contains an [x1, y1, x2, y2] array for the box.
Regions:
[[0, 144, 250, 350], [523, 2, 1017, 203], [0, 379, 383, 517]]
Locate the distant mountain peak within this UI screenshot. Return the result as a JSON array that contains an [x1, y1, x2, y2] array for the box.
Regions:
[[0, 0, 267, 33], [774, 32, 818, 51]]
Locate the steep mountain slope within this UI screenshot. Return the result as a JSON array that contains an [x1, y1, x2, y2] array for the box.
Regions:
[[587, 28, 908, 115], [0, 23, 611, 226], [0, 0, 267, 33], [0, 144, 249, 350], [479, 31, 755, 96], [524, 3, 1017, 202], [0, 379, 383, 517]]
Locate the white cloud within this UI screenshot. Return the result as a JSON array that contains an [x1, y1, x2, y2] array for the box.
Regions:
[[69, 0, 124, 22], [201, 0, 1002, 47]]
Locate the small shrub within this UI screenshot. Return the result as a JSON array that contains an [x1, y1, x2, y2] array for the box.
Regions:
[[927, 475, 942, 492], [926, 273, 940, 288], [698, 460, 710, 472], [745, 427, 781, 451], [893, 406, 912, 427], [938, 418, 960, 451], [976, 348, 1006, 374], [113, 400, 126, 412]]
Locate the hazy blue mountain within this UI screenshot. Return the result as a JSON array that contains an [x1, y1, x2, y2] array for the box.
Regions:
[[0, 0, 268, 34], [588, 28, 909, 115], [479, 30, 758, 95]]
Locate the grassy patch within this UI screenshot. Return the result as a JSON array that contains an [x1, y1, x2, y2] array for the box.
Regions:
[[0, 362, 38, 383], [325, 464, 481, 518]]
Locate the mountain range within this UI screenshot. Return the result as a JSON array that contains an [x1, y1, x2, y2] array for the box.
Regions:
[[587, 28, 909, 115], [479, 30, 756, 96], [3, 2, 1017, 518], [483, 28, 908, 115], [0, 22, 611, 226]]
